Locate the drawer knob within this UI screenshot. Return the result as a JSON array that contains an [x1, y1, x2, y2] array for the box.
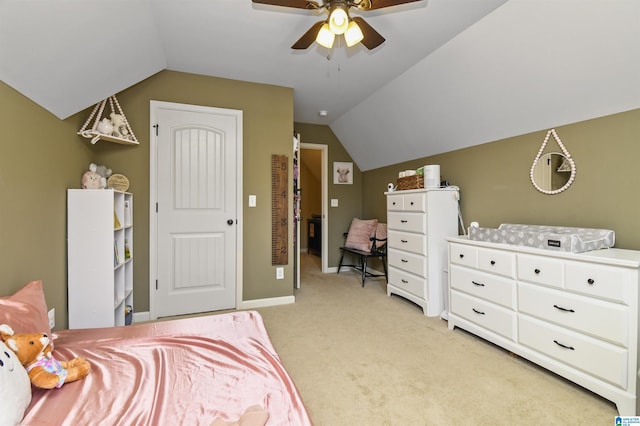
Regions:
[[410, 201, 414, 205], [534, 268, 541, 274], [401, 279, 408, 283], [553, 340, 575, 351], [459, 254, 464, 259], [401, 259, 408, 263], [553, 304, 575, 313], [401, 220, 408, 223], [587, 278, 595, 285], [393, 202, 396, 205], [472, 308, 485, 315], [472, 280, 485, 287], [401, 239, 408, 243], [490, 260, 496, 266]]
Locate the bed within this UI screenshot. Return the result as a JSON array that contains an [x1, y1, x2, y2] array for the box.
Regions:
[[0, 281, 312, 426]]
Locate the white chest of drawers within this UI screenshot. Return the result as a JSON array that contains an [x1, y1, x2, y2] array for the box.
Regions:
[[385, 188, 459, 316], [447, 236, 640, 416]]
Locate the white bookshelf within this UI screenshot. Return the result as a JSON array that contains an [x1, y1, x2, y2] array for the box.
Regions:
[[67, 189, 133, 328]]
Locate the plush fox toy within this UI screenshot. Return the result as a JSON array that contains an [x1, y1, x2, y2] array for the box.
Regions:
[[0, 324, 90, 389]]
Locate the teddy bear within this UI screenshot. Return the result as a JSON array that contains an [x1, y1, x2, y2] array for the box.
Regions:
[[110, 112, 131, 140], [0, 325, 90, 389]]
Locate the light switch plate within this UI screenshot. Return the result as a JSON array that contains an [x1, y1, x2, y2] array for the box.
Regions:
[[248, 195, 256, 207], [331, 199, 339, 207], [276, 267, 284, 279]]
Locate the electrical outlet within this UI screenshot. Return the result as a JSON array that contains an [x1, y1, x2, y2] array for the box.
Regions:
[[48, 308, 55, 329], [276, 267, 284, 280]]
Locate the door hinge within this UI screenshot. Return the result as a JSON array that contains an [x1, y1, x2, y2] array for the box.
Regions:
[[155, 279, 158, 290], [153, 124, 159, 136]]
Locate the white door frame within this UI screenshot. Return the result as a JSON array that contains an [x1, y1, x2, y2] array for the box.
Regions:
[[300, 143, 328, 273], [149, 100, 243, 320]]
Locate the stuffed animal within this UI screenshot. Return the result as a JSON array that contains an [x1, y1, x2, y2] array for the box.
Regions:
[[96, 117, 114, 135], [0, 327, 90, 389], [110, 113, 131, 140], [82, 163, 112, 189], [0, 326, 31, 425], [91, 162, 112, 187], [81, 170, 102, 189]]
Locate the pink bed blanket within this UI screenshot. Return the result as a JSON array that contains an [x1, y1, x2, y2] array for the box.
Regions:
[[21, 311, 312, 425]]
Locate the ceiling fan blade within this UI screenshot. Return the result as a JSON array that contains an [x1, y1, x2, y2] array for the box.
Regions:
[[355, 0, 423, 10], [351, 17, 385, 49], [252, 0, 321, 9], [292, 21, 326, 49]]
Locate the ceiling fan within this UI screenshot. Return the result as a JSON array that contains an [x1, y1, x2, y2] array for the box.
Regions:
[[252, 0, 423, 50]]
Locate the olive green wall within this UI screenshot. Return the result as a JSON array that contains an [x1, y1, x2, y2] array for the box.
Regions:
[[1, 71, 294, 329], [363, 109, 640, 250], [0, 82, 92, 329], [294, 123, 362, 267]]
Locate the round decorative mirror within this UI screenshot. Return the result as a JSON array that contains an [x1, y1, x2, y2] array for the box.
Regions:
[[530, 152, 576, 194], [530, 129, 576, 195]]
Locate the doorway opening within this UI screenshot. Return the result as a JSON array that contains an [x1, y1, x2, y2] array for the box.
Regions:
[[299, 143, 328, 279]]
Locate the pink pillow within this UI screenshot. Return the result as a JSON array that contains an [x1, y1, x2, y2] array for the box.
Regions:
[[375, 223, 388, 249], [345, 218, 378, 252], [0, 280, 52, 336]]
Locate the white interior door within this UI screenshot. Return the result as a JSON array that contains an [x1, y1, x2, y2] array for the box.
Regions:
[[150, 101, 242, 318]]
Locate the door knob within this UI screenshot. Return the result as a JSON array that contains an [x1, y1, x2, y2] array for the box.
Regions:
[[227, 219, 234, 225]]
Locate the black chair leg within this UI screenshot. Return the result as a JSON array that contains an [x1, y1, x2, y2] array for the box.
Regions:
[[337, 253, 345, 274], [381, 256, 388, 283], [361, 256, 368, 287]]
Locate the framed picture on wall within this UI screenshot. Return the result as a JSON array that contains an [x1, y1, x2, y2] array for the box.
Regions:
[[333, 162, 353, 185]]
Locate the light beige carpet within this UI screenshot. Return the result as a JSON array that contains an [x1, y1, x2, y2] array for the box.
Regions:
[[253, 254, 619, 425]]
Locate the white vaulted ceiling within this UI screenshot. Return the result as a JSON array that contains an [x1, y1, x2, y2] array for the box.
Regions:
[[0, 0, 638, 170]]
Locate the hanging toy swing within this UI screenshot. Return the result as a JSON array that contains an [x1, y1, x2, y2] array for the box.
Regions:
[[77, 95, 139, 145]]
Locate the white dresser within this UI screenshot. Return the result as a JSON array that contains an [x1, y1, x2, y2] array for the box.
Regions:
[[385, 188, 459, 316], [447, 236, 640, 415]]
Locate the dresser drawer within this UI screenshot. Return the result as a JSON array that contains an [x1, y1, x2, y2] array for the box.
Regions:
[[450, 290, 516, 340], [517, 254, 564, 289], [386, 193, 426, 212], [387, 211, 425, 233], [449, 243, 477, 268], [403, 193, 426, 212], [477, 247, 516, 278], [388, 230, 425, 255], [518, 282, 628, 347], [519, 315, 627, 389], [388, 248, 426, 277], [565, 262, 630, 304], [389, 267, 425, 298], [450, 265, 516, 309]]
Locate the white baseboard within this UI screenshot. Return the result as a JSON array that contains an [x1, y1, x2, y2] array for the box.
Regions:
[[132, 311, 150, 323], [239, 295, 295, 310]]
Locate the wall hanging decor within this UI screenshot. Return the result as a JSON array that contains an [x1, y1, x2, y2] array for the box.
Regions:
[[333, 161, 353, 184], [78, 95, 139, 145], [530, 129, 576, 195]]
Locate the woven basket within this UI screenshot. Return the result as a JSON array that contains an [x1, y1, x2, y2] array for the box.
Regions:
[[396, 175, 424, 191]]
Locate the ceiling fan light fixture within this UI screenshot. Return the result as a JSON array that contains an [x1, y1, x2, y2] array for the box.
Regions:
[[316, 23, 335, 48], [328, 6, 349, 34], [344, 20, 364, 47]]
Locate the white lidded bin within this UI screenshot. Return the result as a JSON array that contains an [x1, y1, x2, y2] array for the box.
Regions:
[[424, 165, 440, 188]]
